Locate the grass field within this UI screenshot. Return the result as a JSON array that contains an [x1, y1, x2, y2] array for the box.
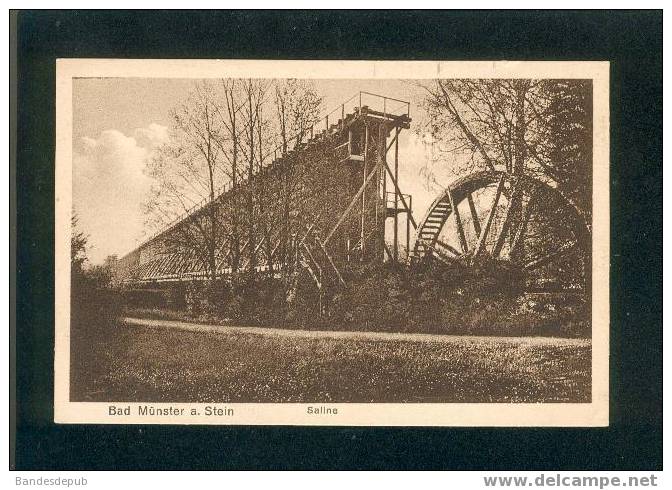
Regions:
[[71, 320, 591, 403]]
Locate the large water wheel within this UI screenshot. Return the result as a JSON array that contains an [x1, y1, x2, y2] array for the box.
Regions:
[[411, 171, 591, 301]]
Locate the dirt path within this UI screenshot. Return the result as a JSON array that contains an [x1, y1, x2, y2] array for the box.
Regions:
[[121, 317, 590, 347]]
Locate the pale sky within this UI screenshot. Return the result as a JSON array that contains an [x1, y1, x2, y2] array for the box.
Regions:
[[72, 78, 454, 264]]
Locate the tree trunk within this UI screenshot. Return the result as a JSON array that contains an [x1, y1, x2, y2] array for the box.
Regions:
[[510, 81, 528, 260], [247, 91, 257, 271]]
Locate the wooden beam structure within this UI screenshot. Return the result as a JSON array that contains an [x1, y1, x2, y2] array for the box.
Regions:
[[113, 91, 414, 289]]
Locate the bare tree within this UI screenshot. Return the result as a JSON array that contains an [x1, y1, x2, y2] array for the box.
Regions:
[[213, 79, 245, 272], [272, 80, 322, 272], [144, 80, 228, 281], [143, 78, 324, 282], [418, 79, 592, 266], [274, 79, 322, 152], [420, 79, 592, 216], [235, 79, 321, 274], [235, 79, 271, 272]]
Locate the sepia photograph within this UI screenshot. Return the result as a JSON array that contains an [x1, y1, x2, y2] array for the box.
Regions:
[[54, 60, 609, 426], [14, 9, 664, 474]]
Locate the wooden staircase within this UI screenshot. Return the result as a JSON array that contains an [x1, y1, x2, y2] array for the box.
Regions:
[[410, 197, 453, 264]]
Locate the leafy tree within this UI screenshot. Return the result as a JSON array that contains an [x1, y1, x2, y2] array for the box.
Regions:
[[538, 80, 592, 218], [420, 79, 592, 219], [71, 212, 88, 279]]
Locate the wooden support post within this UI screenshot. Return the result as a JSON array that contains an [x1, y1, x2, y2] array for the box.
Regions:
[[376, 123, 387, 262], [294, 233, 299, 271], [361, 124, 369, 261], [323, 158, 381, 247], [381, 158, 387, 204], [315, 239, 346, 287], [382, 137, 388, 255], [382, 160, 417, 229], [406, 195, 411, 261], [383, 242, 393, 261], [374, 133, 379, 249], [385, 127, 400, 154], [393, 129, 399, 262], [319, 271, 323, 316]]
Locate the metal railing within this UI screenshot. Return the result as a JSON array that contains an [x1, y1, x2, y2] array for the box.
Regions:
[[385, 191, 412, 209]]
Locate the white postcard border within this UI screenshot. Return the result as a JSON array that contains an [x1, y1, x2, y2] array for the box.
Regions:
[[54, 59, 609, 426]]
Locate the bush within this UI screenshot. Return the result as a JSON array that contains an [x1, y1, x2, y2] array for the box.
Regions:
[[172, 274, 290, 326], [319, 258, 588, 337], [71, 265, 122, 340], [116, 258, 590, 338], [70, 266, 125, 398]]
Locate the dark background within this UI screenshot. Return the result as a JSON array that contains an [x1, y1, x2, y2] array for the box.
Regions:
[[12, 10, 662, 470]]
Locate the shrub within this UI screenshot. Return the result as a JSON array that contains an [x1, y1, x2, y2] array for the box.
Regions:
[[70, 266, 125, 397], [320, 258, 588, 337], [116, 257, 590, 338]]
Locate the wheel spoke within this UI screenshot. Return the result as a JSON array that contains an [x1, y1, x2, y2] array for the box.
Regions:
[[523, 241, 577, 271], [467, 193, 481, 236], [413, 172, 590, 305], [492, 179, 522, 257], [447, 189, 468, 253], [509, 188, 538, 259], [431, 247, 455, 265], [473, 175, 505, 256], [435, 238, 462, 257]]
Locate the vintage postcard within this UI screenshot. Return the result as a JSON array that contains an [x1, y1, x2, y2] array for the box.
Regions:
[[54, 59, 609, 426]]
